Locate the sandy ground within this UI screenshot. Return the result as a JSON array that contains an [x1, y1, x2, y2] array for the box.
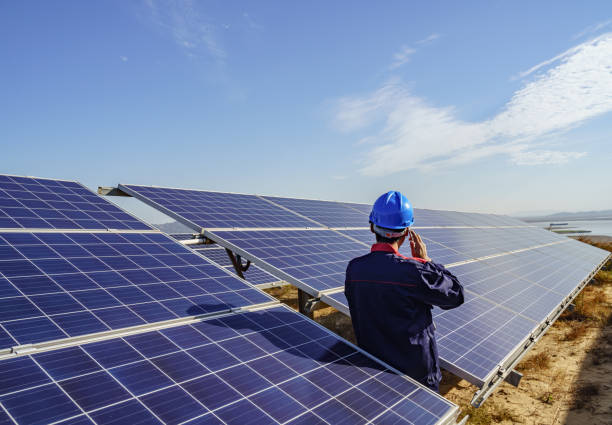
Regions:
[[264, 240, 612, 425]]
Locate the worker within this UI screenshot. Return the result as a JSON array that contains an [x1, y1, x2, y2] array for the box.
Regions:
[[344, 191, 464, 392]]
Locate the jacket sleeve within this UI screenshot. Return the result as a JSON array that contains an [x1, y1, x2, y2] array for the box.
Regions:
[[411, 261, 464, 309]]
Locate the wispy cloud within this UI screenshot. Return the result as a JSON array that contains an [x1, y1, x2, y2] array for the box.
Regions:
[[143, 0, 226, 63], [573, 19, 612, 40], [333, 34, 612, 176], [389, 46, 416, 70], [388, 34, 440, 70], [415, 33, 441, 45], [120, 56, 128, 62]]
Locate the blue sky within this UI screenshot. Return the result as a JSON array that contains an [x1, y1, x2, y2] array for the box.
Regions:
[[1, 1, 612, 223]]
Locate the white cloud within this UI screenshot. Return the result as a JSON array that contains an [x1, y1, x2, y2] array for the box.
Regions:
[[120, 56, 128, 62], [334, 34, 612, 176], [143, 0, 226, 63], [510, 150, 586, 166], [388, 34, 440, 71], [389, 46, 416, 70], [573, 19, 612, 40], [415, 33, 441, 45]]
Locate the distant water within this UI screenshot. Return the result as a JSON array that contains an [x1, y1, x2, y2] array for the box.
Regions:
[[530, 220, 612, 237]]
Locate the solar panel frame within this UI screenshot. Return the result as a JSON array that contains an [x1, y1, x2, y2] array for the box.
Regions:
[[0, 175, 153, 231], [0, 304, 461, 425]]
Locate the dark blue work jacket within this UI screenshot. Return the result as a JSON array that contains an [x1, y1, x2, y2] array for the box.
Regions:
[[345, 243, 464, 391]]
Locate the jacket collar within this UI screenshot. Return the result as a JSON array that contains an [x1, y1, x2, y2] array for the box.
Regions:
[[371, 243, 399, 254]]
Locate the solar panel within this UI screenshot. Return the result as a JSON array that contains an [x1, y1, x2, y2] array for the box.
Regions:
[[0, 175, 152, 231], [207, 230, 368, 293], [0, 305, 460, 424], [262, 196, 370, 228], [321, 241, 610, 399], [0, 231, 274, 348], [118, 185, 319, 230]]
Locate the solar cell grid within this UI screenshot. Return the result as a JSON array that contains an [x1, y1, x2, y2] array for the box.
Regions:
[[119, 185, 318, 230], [0, 175, 151, 231], [263, 196, 369, 228], [0, 231, 273, 348], [0, 305, 458, 425], [210, 230, 368, 293]]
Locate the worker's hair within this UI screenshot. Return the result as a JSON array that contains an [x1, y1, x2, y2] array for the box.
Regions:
[[374, 227, 406, 244]]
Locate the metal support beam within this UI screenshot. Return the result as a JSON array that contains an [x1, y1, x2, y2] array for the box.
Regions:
[[504, 370, 522, 387], [97, 186, 131, 197], [298, 289, 319, 319], [225, 249, 245, 279]]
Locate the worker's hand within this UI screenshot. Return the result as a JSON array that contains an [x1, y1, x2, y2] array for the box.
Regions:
[[409, 230, 431, 262]]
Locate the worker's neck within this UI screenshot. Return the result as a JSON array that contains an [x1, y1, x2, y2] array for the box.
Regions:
[[387, 241, 401, 252]]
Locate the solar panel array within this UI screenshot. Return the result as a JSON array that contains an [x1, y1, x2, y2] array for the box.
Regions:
[[118, 184, 610, 404], [0, 305, 459, 425], [0, 176, 459, 424], [170, 235, 282, 287]]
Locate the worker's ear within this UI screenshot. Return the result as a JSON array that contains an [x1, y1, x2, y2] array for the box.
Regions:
[[370, 223, 375, 234]]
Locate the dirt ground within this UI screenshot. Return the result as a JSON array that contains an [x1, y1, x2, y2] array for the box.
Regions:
[[264, 237, 612, 425]]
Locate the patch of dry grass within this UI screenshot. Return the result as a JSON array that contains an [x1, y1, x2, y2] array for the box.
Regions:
[[595, 269, 612, 283], [457, 403, 523, 425], [517, 351, 551, 372], [559, 321, 590, 341], [560, 284, 612, 326]]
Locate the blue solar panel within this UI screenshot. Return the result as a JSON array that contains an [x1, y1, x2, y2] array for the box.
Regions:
[[321, 241, 610, 385], [0, 231, 273, 348], [119, 185, 318, 230], [209, 230, 368, 293], [0, 305, 459, 424], [0, 175, 152, 231], [262, 196, 369, 228]]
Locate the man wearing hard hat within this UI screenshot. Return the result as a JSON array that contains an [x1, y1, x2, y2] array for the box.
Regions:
[[345, 191, 464, 392]]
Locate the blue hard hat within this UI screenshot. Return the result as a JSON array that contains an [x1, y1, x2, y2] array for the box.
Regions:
[[369, 191, 414, 229]]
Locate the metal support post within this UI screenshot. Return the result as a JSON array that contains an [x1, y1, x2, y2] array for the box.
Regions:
[[298, 289, 320, 319], [225, 249, 245, 279], [97, 187, 131, 197], [504, 370, 522, 387]]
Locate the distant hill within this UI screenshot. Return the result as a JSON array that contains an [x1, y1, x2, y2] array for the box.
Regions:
[[153, 221, 194, 234], [521, 209, 612, 222]]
